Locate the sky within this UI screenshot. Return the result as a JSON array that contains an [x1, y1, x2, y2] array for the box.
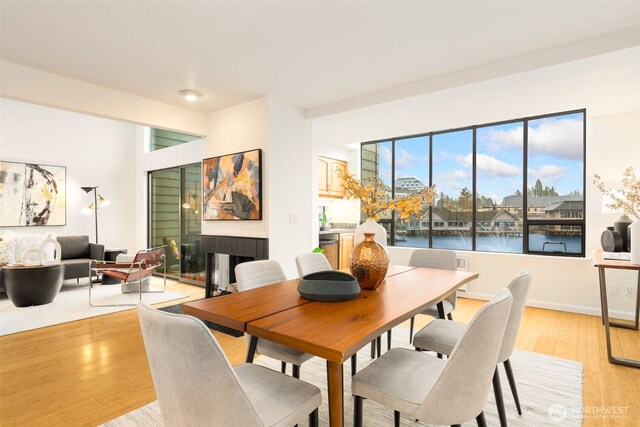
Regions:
[[374, 112, 584, 204]]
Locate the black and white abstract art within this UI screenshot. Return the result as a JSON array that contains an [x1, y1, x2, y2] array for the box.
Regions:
[[0, 161, 66, 226]]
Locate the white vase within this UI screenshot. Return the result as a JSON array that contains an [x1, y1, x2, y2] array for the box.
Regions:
[[630, 219, 640, 265], [355, 218, 388, 247], [41, 237, 62, 265]]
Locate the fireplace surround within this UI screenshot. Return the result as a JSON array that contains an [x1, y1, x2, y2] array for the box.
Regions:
[[200, 235, 269, 298]]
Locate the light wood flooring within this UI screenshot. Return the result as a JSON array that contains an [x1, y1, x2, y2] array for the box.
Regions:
[[1, 282, 639, 426]]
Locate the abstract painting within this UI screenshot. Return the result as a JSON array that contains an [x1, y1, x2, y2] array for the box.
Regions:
[[0, 161, 66, 226], [202, 149, 262, 220]]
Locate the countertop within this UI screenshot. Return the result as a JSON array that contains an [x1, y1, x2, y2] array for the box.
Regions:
[[319, 229, 355, 235]]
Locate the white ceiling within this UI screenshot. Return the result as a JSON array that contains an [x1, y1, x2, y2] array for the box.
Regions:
[[1, 1, 639, 116]]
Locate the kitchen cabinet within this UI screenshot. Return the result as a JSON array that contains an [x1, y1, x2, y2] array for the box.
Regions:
[[318, 156, 347, 198], [339, 233, 354, 270]]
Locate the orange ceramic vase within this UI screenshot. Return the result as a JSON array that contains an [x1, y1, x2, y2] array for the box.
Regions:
[[349, 232, 389, 290]]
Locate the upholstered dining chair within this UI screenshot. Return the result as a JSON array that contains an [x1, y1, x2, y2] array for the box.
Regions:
[[137, 303, 321, 427], [407, 248, 458, 342], [412, 270, 533, 427], [352, 288, 513, 427], [235, 259, 314, 378], [295, 252, 332, 277]]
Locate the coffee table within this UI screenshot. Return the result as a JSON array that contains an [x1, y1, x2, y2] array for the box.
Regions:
[[1, 264, 65, 307]]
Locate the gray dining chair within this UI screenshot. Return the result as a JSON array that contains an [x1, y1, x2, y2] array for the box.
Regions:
[[235, 259, 314, 378], [137, 302, 321, 427], [295, 252, 332, 277], [413, 270, 533, 427], [407, 248, 458, 342], [352, 288, 513, 427]]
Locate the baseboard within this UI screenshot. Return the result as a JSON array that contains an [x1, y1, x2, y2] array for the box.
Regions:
[[463, 291, 638, 321]]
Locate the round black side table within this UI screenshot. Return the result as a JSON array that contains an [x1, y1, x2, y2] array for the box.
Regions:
[[1, 264, 65, 307]]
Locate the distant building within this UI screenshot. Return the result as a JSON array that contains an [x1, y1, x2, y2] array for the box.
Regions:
[[501, 195, 583, 218], [395, 176, 425, 193]]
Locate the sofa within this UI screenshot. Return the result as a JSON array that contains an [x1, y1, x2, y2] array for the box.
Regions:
[[0, 234, 104, 292], [57, 235, 104, 281]]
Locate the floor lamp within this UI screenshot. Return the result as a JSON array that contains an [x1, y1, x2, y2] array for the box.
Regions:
[[81, 186, 110, 244]]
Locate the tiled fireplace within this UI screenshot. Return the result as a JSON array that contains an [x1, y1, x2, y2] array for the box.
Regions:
[[200, 235, 269, 298]]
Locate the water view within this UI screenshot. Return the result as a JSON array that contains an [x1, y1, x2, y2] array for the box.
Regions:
[[394, 234, 582, 254]]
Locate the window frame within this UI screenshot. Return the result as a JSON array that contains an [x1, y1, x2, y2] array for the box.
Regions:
[[359, 109, 586, 257]]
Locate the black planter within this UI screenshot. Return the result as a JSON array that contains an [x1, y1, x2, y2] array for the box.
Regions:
[[298, 270, 360, 301], [601, 227, 623, 252], [614, 216, 632, 252], [2, 264, 65, 307]]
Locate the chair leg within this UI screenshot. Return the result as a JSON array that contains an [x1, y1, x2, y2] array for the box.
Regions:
[[387, 329, 392, 350], [447, 312, 453, 320], [409, 316, 415, 343], [370, 339, 376, 358], [504, 359, 522, 415], [292, 364, 300, 379], [351, 354, 357, 376], [376, 335, 382, 357], [492, 368, 508, 427], [394, 410, 400, 427], [309, 408, 319, 427], [476, 412, 487, 427], [354, 395, 363, 427], [281, 361, 286, 374]]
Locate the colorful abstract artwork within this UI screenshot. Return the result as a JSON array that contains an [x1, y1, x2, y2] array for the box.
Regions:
[[202, 149, 262, 220], [0, 161, 66, 226]]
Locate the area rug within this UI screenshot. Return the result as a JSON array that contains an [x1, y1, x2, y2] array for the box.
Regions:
[[103, 327, 583, 426], [0, 280, 188, 336]]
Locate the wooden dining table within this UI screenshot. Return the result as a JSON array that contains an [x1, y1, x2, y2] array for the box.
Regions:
[[182, 264, 479, 426]]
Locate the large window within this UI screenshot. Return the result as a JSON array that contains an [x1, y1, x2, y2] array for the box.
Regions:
[[360, 110, 585, 257], [149, 128, 201, 152]]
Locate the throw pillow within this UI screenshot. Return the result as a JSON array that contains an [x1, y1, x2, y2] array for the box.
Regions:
[[0, 231, 18, 265]]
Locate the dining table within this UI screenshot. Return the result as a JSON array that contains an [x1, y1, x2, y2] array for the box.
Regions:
[[182, 264, 479, 426]]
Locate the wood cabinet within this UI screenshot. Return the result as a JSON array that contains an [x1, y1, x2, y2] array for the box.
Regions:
[[339, 233, 354, 270], [318, 157, 347, 198]]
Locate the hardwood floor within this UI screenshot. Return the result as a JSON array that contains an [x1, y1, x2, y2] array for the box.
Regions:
[[1, 286, 638, 426]]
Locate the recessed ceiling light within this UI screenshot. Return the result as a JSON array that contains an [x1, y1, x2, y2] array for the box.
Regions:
[[179, 90, 202, 102]]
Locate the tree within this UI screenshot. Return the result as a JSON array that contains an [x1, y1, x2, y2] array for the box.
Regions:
[[458, 187, 472, 211]]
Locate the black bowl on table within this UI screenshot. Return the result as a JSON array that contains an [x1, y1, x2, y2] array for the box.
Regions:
[[297, 270, 360, 302]]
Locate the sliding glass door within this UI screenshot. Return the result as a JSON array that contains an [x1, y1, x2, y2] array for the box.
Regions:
[[148, 163, 205, 285]]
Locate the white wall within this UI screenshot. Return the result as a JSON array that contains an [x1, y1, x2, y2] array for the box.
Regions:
[[201, 97, 270, 239], [199, 97, 314, 278], [0, 61, 209, 136], [311, 46, 640, 318], [267, 99, 314, 277], [0, 98, 138, 252], [1, 62, 211, 252]]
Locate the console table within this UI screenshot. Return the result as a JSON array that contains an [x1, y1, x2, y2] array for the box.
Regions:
[[592, 250, 640, 368]]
